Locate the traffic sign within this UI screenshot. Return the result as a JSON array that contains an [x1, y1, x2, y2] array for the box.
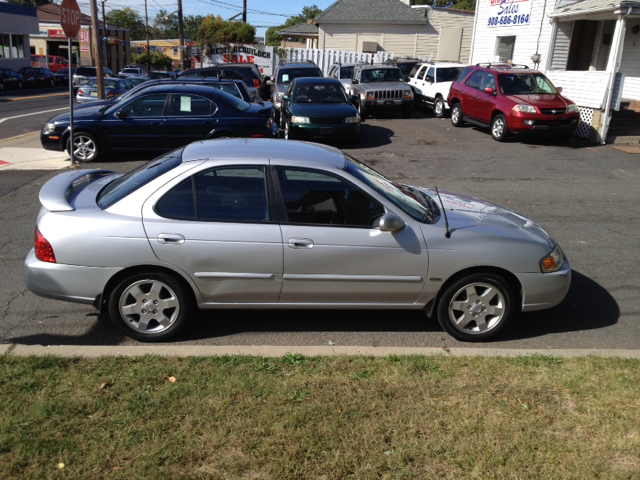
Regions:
[[60, 0, 82, 39]]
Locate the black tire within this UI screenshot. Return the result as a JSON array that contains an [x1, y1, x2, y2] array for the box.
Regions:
[[108, 272, 193, 342], [436, 273, 514, 342], [450, 102, 464, 127], [66, 131, 100, 162], [402, 107, 412, 118], [0, 83, 4, 92], [434, 96, 445, 118], [490, 114, 509, 142], [358, 101, 368, 121]]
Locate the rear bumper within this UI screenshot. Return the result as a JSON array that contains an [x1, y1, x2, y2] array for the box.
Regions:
[[24, 248, 121, 306], [516, 258, 571, 312]]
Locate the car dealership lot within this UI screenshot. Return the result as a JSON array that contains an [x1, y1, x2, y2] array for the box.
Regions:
[[0, 108, 638, 349]]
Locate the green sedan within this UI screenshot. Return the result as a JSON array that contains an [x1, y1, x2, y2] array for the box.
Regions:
[[281, 77, 361, 144]]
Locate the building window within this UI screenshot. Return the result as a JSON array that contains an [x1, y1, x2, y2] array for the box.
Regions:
[[173, 47, 178, 56], [0, 34, 25, 59], [495, 36, 516, 63]]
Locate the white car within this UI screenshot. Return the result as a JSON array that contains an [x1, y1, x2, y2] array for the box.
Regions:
[[119, 67, 146, 77], [408, 62, 465, 117], [327, 63, 359, 95]]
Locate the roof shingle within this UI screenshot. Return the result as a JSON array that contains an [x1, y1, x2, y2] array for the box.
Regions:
[[314, 0, 428, 24]]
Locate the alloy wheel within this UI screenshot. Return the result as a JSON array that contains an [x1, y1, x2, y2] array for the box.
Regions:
[[492, 117, 505, 139], [448, 282, 506, 334], [118, 279, 180, 334], [72, 135, 97, 162], [434, 98, 444, 117]]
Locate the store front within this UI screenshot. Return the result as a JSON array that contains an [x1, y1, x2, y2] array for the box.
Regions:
[[0, 3, 39, 71]]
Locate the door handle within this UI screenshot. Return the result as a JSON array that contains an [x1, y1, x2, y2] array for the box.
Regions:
[[157, 234, 185, 245], [151, 122, 163, 126], [288, 238, 314, 249]]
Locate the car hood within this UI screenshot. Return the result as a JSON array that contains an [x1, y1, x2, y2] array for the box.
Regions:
[[51, 104, 106, 122], [359, 82, 408, 91], [506, 94, 570, 108], [290, 102, 357, 117], [415, 187, 555, 248]]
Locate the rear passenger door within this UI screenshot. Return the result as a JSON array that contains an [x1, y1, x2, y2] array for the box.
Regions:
[[164, 93, 218, 149], [461, 70, 485, 121]]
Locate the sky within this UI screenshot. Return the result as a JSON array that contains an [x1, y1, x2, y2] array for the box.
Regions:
[[75, 0, 338, 39]]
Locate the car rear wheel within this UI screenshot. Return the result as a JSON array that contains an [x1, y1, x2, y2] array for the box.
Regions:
[[108, 273, 192, 342], [66, 132, 100, 162], [437, 273, 514, 342], [450, 103, 464, 127], [491, 114, 509, 142], [434, 97, 445, 118]]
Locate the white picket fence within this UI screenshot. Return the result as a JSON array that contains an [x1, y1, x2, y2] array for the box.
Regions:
[[276, 48, 400, 76]]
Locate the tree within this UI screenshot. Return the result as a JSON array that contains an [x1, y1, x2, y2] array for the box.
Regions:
[[197, 15, 256, 54], [266, 5, 323, 47], [152, 9, 179, 40], [106, 8, 146, 41], [184, 15, 206, 42], [132, 51, 173, 70]]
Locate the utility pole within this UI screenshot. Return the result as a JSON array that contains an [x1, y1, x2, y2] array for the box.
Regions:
[[243, 0, 247, 23], [145, 0, 151, 73], [177, 0, 185, 70], [89, 0, 105, 99], [101, 0, 108, 69]]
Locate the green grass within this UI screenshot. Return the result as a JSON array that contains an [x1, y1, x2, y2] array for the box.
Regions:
[[0, 355, 638, 479]]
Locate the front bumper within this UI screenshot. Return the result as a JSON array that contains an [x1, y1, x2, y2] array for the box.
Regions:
[[24, 248, 121, 306], [516, 257, 571, 312], [362, 98, 414, 110], [508, 112, 580, 133], [291, 123, 360, 139]]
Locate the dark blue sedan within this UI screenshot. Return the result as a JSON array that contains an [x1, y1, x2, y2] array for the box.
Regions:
[[41, 84, 276, 162]]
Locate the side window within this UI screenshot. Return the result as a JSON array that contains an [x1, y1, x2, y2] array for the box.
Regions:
[[195, 167, 269, 222], [480, 73, 496, 92], [169, 94, 213, 116], [156, 178, 196, 219], [426, 67, 435, 83], [455, 66, 474, 83], [276, 167, 385, 227], [409, 64, 421, 78], [465, 70, 485, 89], [121, 94, 168, 117], [417, 67, 427, 81]]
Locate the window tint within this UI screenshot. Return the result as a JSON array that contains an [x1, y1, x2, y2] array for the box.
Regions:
[[465, 70, 485, 89], [426, 67, 435, 83], [498, 73, 558, 95], [293, 83, 347, 103], [339, 66, 354, 79], [97, 149, 183, 209], [169, 94, 213, 116], [361, 68, 401, 83], [409, 64, 421, 78], [121, 94, 168, 117], [480, 73, 496, 91], [218, 91, 250, 111], [223, 70, 244, 80], [156, 178, 195, 219], [277, 167, 385, 227], [455, 66, 474, 83], [75, 67, 96, 76], [436, 67, 463, 83], [210, 83, 242, 98], [277, 67, 323, 84], [195, 167, 269, 222]]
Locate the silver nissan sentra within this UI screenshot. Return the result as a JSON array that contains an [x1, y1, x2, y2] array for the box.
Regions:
[[24, 139, 570, 342]]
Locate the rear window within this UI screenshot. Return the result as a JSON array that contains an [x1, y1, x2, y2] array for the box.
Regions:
[[122, 68, 139, 73], [339, 66, 354, 79], [277, 67, 323, 84], [97, 149, 183, 209], [218, 90, 250, 111], [75, 67, 96, 77]]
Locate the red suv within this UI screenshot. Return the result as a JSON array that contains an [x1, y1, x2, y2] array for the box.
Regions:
[[447, 64, 580, 142]]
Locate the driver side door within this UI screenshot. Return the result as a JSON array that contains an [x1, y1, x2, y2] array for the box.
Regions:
[[103, 93, 168, 151]]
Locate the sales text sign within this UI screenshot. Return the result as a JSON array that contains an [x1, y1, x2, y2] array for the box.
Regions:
[[487, 0, 532, 28]]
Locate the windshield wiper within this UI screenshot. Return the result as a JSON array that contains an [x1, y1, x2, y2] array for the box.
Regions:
[[404, 185, 437, 223]]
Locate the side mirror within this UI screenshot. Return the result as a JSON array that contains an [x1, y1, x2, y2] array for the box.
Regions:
[[114, 110, 126, 118], [556, 87, 563, 93], [282, 95, 289, 101], [266, 80, 274, 86], [484, 87, 495, 95], [352, 79, 359, 85], [376, 213, 406, 232]]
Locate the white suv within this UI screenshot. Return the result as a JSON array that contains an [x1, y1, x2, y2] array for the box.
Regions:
[[408, 62, 465, 117]]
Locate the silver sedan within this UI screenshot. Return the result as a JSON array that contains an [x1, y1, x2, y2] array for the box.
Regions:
[[24, 139, 570, 342]]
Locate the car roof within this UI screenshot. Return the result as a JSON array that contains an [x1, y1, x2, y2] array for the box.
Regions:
[[279, 63, 321, 70], [293, 77, 341, 85], [416, 62, 465, 68], [358, 64, 401, 70], [182, 139, 346, 169], [474, 63, 537, 73], [140, 84, 239, 94]]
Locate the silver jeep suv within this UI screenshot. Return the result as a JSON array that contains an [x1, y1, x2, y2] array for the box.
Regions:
[[351, 64, 414, 119]]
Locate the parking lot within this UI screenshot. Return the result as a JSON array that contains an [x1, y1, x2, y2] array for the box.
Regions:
[[1, 104, 638, 349]]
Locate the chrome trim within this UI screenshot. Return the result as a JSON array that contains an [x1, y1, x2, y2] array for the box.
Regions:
[[194, 272, 275, 280], [283, 274, 423, 282]]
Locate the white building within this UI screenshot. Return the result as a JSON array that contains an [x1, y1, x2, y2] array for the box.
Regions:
[[469, 0, 640, 143], [0, 2, 39, 71]]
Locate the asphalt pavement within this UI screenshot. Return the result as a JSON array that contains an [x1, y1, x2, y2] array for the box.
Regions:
[[0, 99, 638, 350], [0, 87, 70, 140]]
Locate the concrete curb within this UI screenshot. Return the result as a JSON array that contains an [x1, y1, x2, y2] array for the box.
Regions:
[[3, 344, 640, 358]]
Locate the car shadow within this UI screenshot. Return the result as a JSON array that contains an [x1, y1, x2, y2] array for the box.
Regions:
[[8, 270, 618, 346], [464, 125, 597, 149]]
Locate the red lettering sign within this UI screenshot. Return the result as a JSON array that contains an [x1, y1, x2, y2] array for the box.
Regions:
[[60, 0, 82, 39]]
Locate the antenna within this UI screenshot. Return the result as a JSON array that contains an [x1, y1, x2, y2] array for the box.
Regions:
[[435, 187, 451, 239]]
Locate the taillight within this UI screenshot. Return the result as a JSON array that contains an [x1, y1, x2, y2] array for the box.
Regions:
[[253, 79, 261, 88], [107, 91, 114, 98], [34, 227, 56, 263], [78, 89, 83, 96]]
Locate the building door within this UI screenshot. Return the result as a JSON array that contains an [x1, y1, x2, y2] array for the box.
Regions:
[[567, 20, 599, 71]]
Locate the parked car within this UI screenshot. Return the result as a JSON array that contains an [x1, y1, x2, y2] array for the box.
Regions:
[[280, 77, 360, 143], [212, 62, 270, 99], [351, 64, 414, 119], [119, 66, 146, 77], [268, 60, 324, 122], [327, 62, 359, 94], [73, 66, 116, 91], [447, 63, 581, 142], [178, 66, 264, 100], [408, 62, 464, 117], [76, 78, 134, 103], [148, 71, 171, 79], [384, 58, 421, 82], [31, 55, 73, 73], [25, 139, 571, 342], [0, 68, 24, 91], [54, 67, 74, 86], [17, 67, 55, 88], [41, 84, 276, 162], [126, 76, 150, 88]]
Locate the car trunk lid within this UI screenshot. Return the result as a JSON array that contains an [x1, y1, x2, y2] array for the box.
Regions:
[[39, 169, 117, 212]]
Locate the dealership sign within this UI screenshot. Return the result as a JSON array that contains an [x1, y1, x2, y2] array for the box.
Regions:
[[203, 45, 274, 76], [487, 0, 532, 28]]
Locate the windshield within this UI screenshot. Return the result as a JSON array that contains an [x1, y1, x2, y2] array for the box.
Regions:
[[57, 68, 69, 75], [498, 73, 558, 95], [339, 66, 354, 79], [361, 68, 402, 83], [122, 68, 139, 73], [345, 156, 428, 222], [97, 149, 183, 209], [277, 67, 323, 84], [292, 83, 347, 103], [20, 68, 38, 75]]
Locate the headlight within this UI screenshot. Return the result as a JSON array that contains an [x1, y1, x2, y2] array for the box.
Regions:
[[403, 90, 413, 99], [345, 116, 359, 124], [43, 122, 56, 134], [512, 104, 537, 113], [291, 116, 310, 124], [566, 103, 579, 113], [540, 245, 565, 273]]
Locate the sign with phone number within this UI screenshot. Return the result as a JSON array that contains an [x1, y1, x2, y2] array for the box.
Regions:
[[487, 0, 532, 28]]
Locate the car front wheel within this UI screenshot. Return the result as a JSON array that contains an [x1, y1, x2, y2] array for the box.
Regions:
[[66, 132, 100, 162], [436, 273, 514, 342], [491, 114, 509, 142], [108, 272, 192, 342], [434, 97, 445, 118], [450, 103, 464, 127]]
